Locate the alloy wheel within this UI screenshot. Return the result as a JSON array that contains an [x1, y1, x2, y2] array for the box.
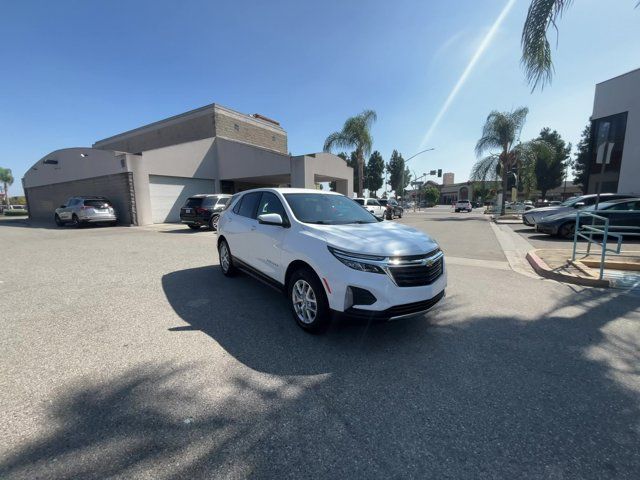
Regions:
[[292, 279, 317, 324], [220, 243, 230, 272]]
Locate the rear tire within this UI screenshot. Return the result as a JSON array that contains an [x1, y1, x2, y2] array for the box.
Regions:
[[54, 214, 64, 227], [188, 224, 201, 230], [287, 268, 331, 334], [218, 239, 237, 277], [209, 214, 220, 231]]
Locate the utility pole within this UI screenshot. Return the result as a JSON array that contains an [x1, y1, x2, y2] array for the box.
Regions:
[[400, 148, 435, 204]]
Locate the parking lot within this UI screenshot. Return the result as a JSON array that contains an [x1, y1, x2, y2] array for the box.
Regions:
[[1, 210, 639, 479]]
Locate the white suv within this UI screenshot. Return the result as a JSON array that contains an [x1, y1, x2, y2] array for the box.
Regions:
[[455, 200, 472, 212], [217, 188, 446, 333], [353, 197, 386, 218]]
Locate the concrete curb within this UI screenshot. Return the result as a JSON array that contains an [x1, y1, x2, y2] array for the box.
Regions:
[[525, 250, 610, 288]]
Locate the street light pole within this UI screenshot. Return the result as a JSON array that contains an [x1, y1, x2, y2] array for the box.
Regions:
[[400, 147, 435, 204]]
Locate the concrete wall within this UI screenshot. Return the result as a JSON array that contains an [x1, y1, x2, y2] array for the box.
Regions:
[[23, 148, 133, 189], [94, 114, 215, 154], [592, 68, 640, 195], [93, 103, 287, 155], [25, 172, 135, 225], [216, 137, 291, 180], [290, 153, 353, 197], [214, 107, 287, 154]]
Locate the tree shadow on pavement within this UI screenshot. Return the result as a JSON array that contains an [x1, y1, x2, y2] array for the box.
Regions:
[[2, 268, 639, 478]]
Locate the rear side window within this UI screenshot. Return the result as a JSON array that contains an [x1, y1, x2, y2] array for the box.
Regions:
[[184, 197, 203, 208], [354, 199, 364, 205], [235, 192, 261, 218], [217, 197, 230, 206], [202, 197, 216, 207], [83, 199, 111, 207]]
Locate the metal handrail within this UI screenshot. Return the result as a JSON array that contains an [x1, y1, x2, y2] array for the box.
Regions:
[[571, 210, 640, 279]]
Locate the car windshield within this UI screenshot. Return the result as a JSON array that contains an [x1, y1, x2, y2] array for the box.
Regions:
[[284, 193, 377, 225], [184, 197, 203, 208], [83, 199, 111, 207], [560, 196, 585, 207]]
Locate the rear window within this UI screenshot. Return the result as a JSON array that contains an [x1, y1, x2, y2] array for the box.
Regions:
[[83, 199, 111, 207], [184, 197, 204, 208]]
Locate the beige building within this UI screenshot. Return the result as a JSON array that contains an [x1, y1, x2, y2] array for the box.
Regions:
[[442, 172, 454, 186], [23, 103, 353, 225]]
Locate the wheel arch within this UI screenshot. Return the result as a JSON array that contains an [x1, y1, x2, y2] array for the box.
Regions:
[[284, 260, 320, 290]]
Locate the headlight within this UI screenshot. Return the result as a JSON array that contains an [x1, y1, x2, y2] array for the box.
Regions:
[[328, 246, 385, 274]]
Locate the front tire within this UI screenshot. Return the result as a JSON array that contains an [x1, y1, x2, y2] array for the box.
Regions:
[[559, 222, 576, 239], [218, 239, 237, 276], [288, 268, 331, 333], [54, 214, 64, 227]]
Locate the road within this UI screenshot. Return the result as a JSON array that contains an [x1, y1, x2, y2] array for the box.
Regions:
[[1, 211, 639, 479]]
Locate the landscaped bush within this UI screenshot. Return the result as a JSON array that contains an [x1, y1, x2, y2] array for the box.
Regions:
[[4, 210, 28, 216]]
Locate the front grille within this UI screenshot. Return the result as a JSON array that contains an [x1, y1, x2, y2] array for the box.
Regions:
[[389, 256, 444, 287]]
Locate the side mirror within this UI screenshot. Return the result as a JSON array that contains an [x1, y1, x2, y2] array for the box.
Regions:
[[60, 205, 66, 208], [257, 213, 284, 226], [574, 202, 585, 209]]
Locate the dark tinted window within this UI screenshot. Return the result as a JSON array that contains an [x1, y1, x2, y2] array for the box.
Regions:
[[236, 192, 261, 218], [83, 199, 111, 207], [202, 197, 216, 207], [217, 197, 230, 206], [353, 199, 364, 205], [257, 192, 287, 218], [184, 197, 204, 208]]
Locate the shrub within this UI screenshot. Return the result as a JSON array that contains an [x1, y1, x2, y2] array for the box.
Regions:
[[4, 210, 28, 216]]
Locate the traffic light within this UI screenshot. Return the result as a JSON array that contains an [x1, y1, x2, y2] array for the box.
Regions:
[[437, 169, 442, 178], [429, 170, 436, 176]]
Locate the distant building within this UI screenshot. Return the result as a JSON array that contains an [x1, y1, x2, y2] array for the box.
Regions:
[[442, 172, 454, 185], [587, 68, 640, 195]]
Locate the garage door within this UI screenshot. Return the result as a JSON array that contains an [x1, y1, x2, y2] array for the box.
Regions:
[[149, 176, 216, 223]]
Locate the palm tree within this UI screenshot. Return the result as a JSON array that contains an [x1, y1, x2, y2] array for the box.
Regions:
[[0, 167, 14, 207], [323, 110, 377, 196], [521, 1, 640, 90], [473, 108, 529, 214]]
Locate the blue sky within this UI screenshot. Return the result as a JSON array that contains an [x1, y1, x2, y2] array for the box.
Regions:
[[1, 0, 639, 195]]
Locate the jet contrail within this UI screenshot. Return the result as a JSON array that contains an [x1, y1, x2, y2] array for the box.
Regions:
[[420, 0, 517, 148]]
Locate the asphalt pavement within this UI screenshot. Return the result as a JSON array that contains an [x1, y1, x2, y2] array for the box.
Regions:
[[1, 213, 639, 479]]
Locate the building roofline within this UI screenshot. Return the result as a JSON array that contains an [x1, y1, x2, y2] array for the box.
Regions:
[[93, 102, 285, 148], [596, 67, 640, 86]]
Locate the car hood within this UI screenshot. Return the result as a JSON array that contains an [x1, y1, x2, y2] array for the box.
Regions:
[[301, 221, 439, 257], [526, 205, 574, 218]]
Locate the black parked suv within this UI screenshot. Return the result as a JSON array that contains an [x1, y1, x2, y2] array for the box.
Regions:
[[180, 194, 231, 231], [378, 198, 404, 219]]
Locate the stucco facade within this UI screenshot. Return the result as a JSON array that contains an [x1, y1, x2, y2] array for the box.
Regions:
[[24, 103, 353, 225], [589, 68, 640, 195]]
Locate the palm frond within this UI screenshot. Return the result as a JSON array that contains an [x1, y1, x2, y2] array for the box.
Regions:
[[323, 131, 352, 152], [521, 0, 573, 91], [470, 154, 500, 182]]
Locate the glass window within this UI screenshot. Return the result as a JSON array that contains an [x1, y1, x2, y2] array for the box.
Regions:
[[236, 192, 261, 218], [216, 197, 230, 206], [284, 193, 377, 225], [83, 199, 111, 207], [367, 199, 381, 206], [201, 197, 216, 207], [353, 199, 364, 205], [257, 192, 287, 218], [184, 197, 203, 208]]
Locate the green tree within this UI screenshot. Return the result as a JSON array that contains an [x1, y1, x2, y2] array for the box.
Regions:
[[0, 167, 14, 207], [323, 110, 377, 196], [521, 1, 640, 91], [387, 150, 411, 196], [535, 127, 571, 198], [422, 185, 440, 206], [346, 151, 366, 193], [473, 107, 529, 214], [365, 151, 385, 196], [572, 123, 591, 190]]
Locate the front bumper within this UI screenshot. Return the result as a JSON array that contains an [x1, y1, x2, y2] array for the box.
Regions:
[[343, 289, 445, 321], [322, 255, 448, 316], [523, 214, 535, 226]]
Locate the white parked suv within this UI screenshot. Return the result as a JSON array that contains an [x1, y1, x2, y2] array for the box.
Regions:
[[217, 188, 446, 333], [454, 200, 472, 212], [353, 197, 386, 218]]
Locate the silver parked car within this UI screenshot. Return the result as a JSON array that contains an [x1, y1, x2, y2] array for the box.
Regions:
[[55, 196, 117, 227]]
